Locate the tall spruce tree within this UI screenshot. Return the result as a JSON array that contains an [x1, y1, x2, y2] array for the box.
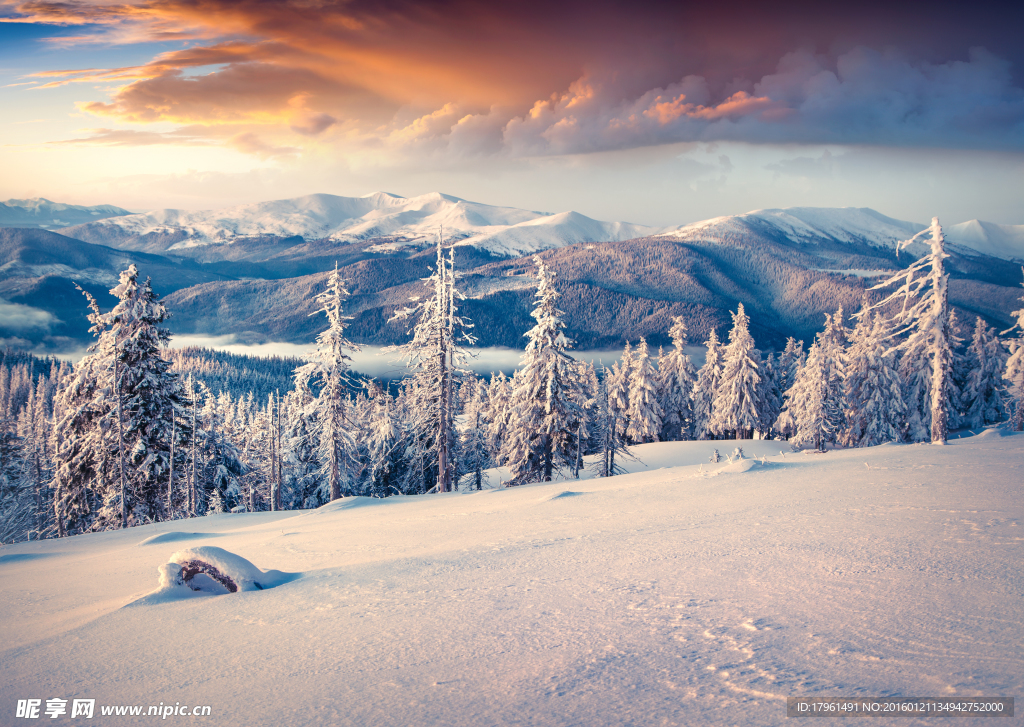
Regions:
[[710, 304, 762, 439], [780, 314, 846, 451], [842, 312, 906, 446], [692, 329, 724, 439], [869, 218, 954, 444], [657, 317, 697, 441], [962, 317, 1008, 430], [390, 235, 475, 493], [296, 263, 361, 501], [626, 338, 663, 444], [52, 265, 182, 535], [1005, 271, 1024, 431], [502, 257, 584, 484]]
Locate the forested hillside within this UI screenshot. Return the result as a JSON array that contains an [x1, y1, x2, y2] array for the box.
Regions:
[[2, 222, 1022, 543]]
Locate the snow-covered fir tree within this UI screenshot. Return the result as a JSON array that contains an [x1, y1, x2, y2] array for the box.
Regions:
[[842, 312, 906, 446], [710, 304, 762, 439], [390, 236, 476, 493], [295, 263, 361, 501], [780, 314, 846, 451], [609, 342, 634, 443], [773, 338, 805, 440], [756, 354, 783, 440], [869, 218, 954, 444], [365, 384, 404, 498], [592, 366, 631, 478], [485, 371, 512, 465], [1002, 274, 1024, 431], [458, 375, 490, 490], [52, 266, 183, 535], [626, 338, 662, 444], [657, 316, 697, 441], [692, 329, 724, 439], [961, 317, 1007, 430], [502, 257, 584, 484]]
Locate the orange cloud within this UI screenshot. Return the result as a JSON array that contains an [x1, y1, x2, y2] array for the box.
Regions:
[[10, 1, 1024, 160], [644, 91, 779, 124]]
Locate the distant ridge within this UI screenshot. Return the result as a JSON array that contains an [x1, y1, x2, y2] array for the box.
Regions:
[[58, 191, 659, 259], [0, 198, 131, 229], [661, 207, 1024, 262]]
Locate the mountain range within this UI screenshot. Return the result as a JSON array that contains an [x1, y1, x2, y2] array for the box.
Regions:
[[1, 194, 1022, 355]]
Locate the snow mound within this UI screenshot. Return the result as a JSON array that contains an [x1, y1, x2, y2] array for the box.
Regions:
[[137, 531, 221, 546], [976, 427, 1017, 439], [539, 490, 585, 502], [717, 459, 760, 474], [168, 546, 278, 592], [308, 496, 383, 515], [133, 546, 296, 606]]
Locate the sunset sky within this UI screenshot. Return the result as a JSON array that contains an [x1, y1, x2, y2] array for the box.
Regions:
[[1, 0, 1022, 225]]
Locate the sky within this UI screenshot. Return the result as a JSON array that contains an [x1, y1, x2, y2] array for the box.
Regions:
[[1, 0, 1023, 227]]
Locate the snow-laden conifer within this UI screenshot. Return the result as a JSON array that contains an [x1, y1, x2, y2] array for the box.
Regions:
[[781, 314, 846, 451], [868, 218, 953, 444], [757, 354, 783, 440], [606, 351, 632, 448], [502, 257, 584, 484], [390, 235, 476, 493], [962, 317, 1008, 430], [710, 304, 762, 439], [366, 386, 403, 498], [295, 263, 361, 501], [485, 371, 512, 464], [592, 366, 632, 477], [842, 312, 906, 446], [626, 338, 662, 443], [458, 376, 490, 490], [1002, 274, 1024, 431], [692, 329, 724, 439], [52, 265, 183, 534], [657, 317, 697, 441]]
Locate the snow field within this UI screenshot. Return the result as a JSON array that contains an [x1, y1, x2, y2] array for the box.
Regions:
[[1, 434, 1022, 726]]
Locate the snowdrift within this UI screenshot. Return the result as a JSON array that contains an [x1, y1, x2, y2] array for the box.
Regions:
[[2, 435, 1022, 727], [134, 545, 297, 605]]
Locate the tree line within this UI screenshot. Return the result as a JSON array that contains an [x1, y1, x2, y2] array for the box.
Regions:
[[1, 219, 1022, 541]]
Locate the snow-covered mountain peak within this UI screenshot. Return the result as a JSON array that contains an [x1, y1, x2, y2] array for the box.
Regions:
[[944, 219, 1024, 262], [0, 197, 132, 228], [661, 206, 926, 248], [57, 192, 660, 258]]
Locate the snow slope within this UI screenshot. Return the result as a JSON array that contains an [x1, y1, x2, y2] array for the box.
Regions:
[[662, 207, 1024, 263], [661, 207, 926, 248], [0, 198, 131, 229], [2, 434, 1021, 726], [945, 220, 1024, 262], [58, 192, 659, 258]]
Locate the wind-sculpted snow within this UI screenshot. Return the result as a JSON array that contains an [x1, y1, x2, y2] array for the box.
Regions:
[[136, 531, 222, 546], [2, 434, 1020, 726]]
